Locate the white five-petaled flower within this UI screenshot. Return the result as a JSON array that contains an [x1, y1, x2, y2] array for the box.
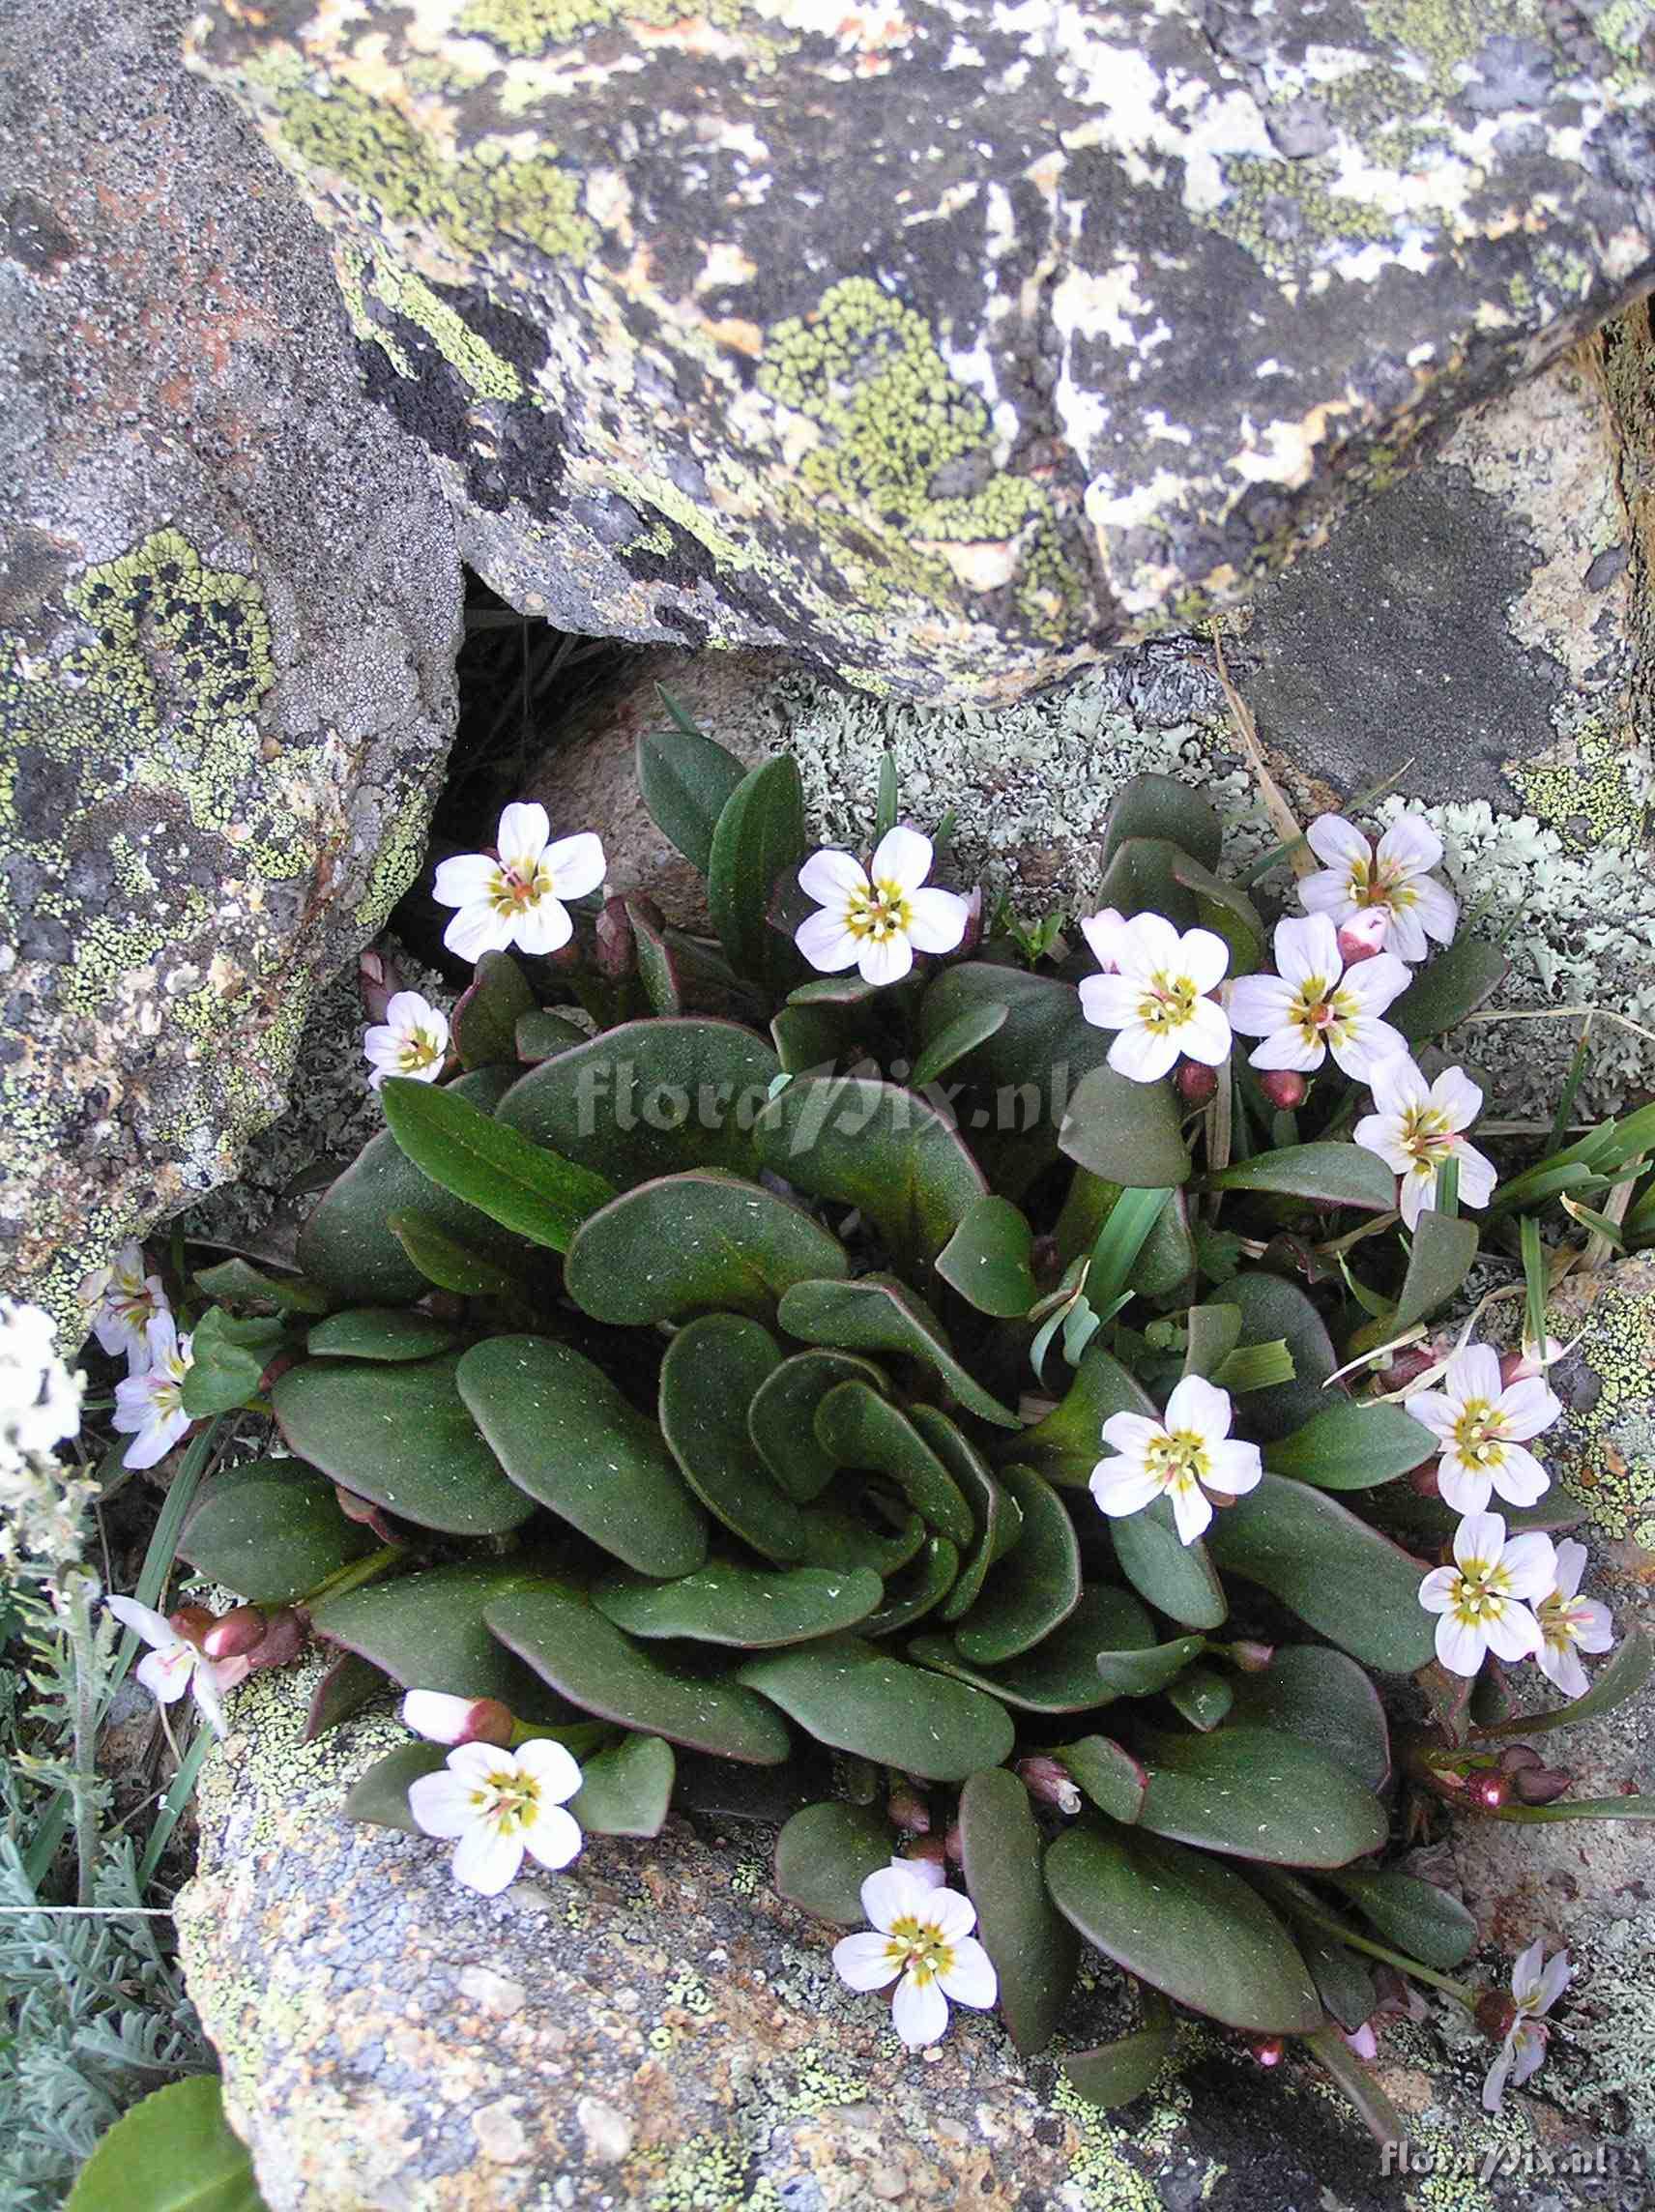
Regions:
[[1299, 812, 1458, 964], [110, 1313, 194, 1470], [408, 1737, 584, 1895], [0, 1298, 83, 1464], [433, 802, 606, 963], [1352, 1055, 1496, 1230], [1418, 1511, 1554, 1677], [1227, 915, 1411, 1082], [795, 825, 969, 988], [1404, 1343, 1560, 1516], [1534, 1538, 1614, 1699], [1482, 1939, 1570, 2113], [1079, 913, 1233, 1084], [364, 991, 450, 1091], [104, 1595, 250, 1738], [1090, 1374, 1263, 1547], [832, 1858, 998, 2049], [92, 1243, 168, 1373]]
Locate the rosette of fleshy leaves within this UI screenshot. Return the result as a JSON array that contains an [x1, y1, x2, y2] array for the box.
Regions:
[[176, 728, 1655, 2138]]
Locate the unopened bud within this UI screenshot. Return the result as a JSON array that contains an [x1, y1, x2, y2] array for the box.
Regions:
[[887, 1786, 931, 1834], [1250, 2036, 1285, 2068], [1497, 1743, 1543, 1774], [1342, 2021, 1379, 2061], [244, 1607, 306, 1672], [359, 946, 403, 1025], [1176, 1062, 1219, 1108], [202, 1605, 267, 1660], [1016, 1757, 1084, 1816], [167, 1604, 214, 1644], [334, 1485, 398, 1543], [400, 1689, 514, 1747], [1500, 1337, 1564, 1387], [1471, 1772, 1510, 1810], [1258, 1069, 1306, 1111], [908, 1834, 947, 1870], [1408, 1459, 1442, 1500], [595, 895, 635, 982], [1512, 1764, 1572, 1805], [1377, 1345, 1436, 1392], [1223, 1640, 1275, 1674], [1337, 911, 1389, 966]]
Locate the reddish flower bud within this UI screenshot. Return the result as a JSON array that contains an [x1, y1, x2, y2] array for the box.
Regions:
[[400, 1690, 515, 1747], [1337, 911, 1389, 966], [1497, 1743, 1543, 1774], [886, 1787, 931, 1834], [1016, 1757, 1083, 1815], [1258, 1069, 1306, 1111], [1475, 1990, 1518, 2043], [244, 1607, 306, 1672], [167, 1604, 214, 1644], [909, 1834, 948, 1870], [1499, 1338, 1563, 1388], [1250, 2036, 1286, 2068], [1512, 1765, 1572, 1806], [201, 1605, 267, 1660], [359, 946, 403, 1025], [1408, 1459, 1442, 1500], [1377, 1344, 1436, 1392], [1223, 1640, 1275, 1674], [1471, 1772, 1510, 1810], [1176, 1062, 1219, 1108], [595, 895, 635, 982]]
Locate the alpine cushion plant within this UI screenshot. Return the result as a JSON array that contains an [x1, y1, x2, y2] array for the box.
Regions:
[[172, 739, 1654, 2133]]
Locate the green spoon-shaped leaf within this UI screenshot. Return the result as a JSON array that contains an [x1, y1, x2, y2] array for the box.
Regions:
[[752, 1075, 987, 1266], [487, 1582, 793, 1764], [178, 1458, 376, 1607], [951, 1463, 1081, 1664], [659, 1314, 805, 1563], [958, 1766, 1079, 2055], [456, 1335, 707, 1578], [386, 1208, 520, 1296], [1134, 1723, 1387, 1867], [1324, 1867, 1479, 1969], [936, 1195, 1038, 1318], [592, 1561, 883, 1646], [381, 1075, 615, 1251], [913, 1586, 1155, 1714], [1205, 1141, 1395, 1212], [1057, 1735, 1147, 1823], [798, 1495, 927, 1576], [1263, 1399, 1434, 1490], [1093, 1633, 1206, 1697], [1061, 2021, 1177, 2111], [343, 1741, 448, 1834], [774, 1800, 894, 1925], [1226, 1644, 1391, 1790], [1015, 1344, 1154, 1489], [570, 1733, 676, 1838], [813, 1382, 973, 1547], [566, 1170, 849, 1325], [305, 1308, 458, 1363], [908, 1405, 1019, 1623], [1222, 1272, 1339, 1441], [857, 1535, 959, 1636], [1107, 1499, 1229, 1631], [749, 1351, 888, 1502], [776, 1274, 1020, 1429], [274, 1352, 534, 1537], [450, 949, 536, 1070], [737, 1635, 1014, 1782], [311, 1561, 562, 1717]]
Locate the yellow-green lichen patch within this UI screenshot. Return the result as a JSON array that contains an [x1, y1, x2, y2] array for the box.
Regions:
[[1545, 1280, 1655, 1548], [1205, 156, 1398, 288], [1506, 719, 1650, 854], [455, 0, 743, 55], [1050, 2073, 1164, 2212], [364, 247, 526, 401], [357, 776, 441, 930]]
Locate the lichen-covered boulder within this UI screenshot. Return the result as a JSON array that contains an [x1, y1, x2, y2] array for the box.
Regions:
[[186, 0, 1655, 703], [0, 0, 464, 1330]]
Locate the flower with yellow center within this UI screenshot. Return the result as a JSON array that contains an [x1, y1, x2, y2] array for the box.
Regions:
[[92, 1241, 169, 1373], [1405, 1343, 1558, 1514], [1228, 916, 1410, 1080], [796, 825, 969, 987], [832, 1859, 998, 2048], [363, 991, 450, 1091], [1533, 1538, 1614, 1699], [1078, 911, 1233, 1084], [1418, 1511, 1554, 1676], [1352, 1053, 1497, 1229], [1090, 1374, 1262, 1546], [434, 801, 606, 962], [408, 1737, 584, 1894], [111, 1313, 194, 1470], [1482, 1938, 1570, 2113], [1300, 812, 1458, 964]]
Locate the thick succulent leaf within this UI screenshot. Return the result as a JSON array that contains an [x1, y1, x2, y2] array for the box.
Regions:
[[916, 964, 1112, 1190], [624, 898, 685, 1016], [305, 1647, 386, 1742], [1393, 936, 1508, 1042], [1134, 1724, 1387, 1867], [569, 1733, 675, 1838], [636, 715, 746, 876], [1058, 1735, 1147, 1823], [456, 1335, 708, 1578], [776, 1275, 1020, 1428], [305, 1308, 457, 1363], [1203, 1475, 1435, 1674], [1269, 1878, 1379, 2032], [1045, 1824, 1321, 2033], [913, 1586, 1154, 1714], [958, 1767, 1080, 2055], [1015, 1345, 1155, 1489], [178, 1459, 377, 1607], [386, 1208, 519, 1296], [1100, 774, 1223, 874], [1165, 1665, 1234, 1732], [486, 1582, 793, 1764], [312, 1562, 562, 1716], [798, 1495, 926, 1576], [1167, 847, 1264, 975], [1263, 1401, 1434, 1490], [753, 1076, 987, 1266], [908, 1405, 1018, 1622], [1222, 1272, 1340, 1439], [1205, 1142, 1395, 1212], [1062, 2023, 1177, 2111], [515, 1008, 590, 1062], [497, 1018, 779, 1185], [708, 754, 806, 985], [451, 950, 536, 1069], [1227, 1645, 1391, 1791], [771, 1001, 842, 1075], [936, 1196, 1037, 1317], [1059, 1063, 1192, 1190], [857, 1535, 959, 1634], [297, 1067, 518, 1304], [274, 1352, 534, 1537], [736, 1636, 1014, 1781], [952, 1463, 1081, 1664], [658, 1314, 805, 1562], [381, 1076, 615, 1252], [749, 1351, 888, 1502], [192, 1256, 329, 1314], [774, 1801, 894, 1925], [1094, 1634, 1206, 1697], [1392, 1208, 1480, 1332], [592, 1561, 882, 1646], [813, 1382, 973, 1546], [911, 1001, 1010, 1087], [179, 1307, 284, 1415], [567, 1170, 848, 1325], [343, 1741, 447, 1833], [1325, 1868, 1479, 1968], [1107, 1500, 1228, 1631]]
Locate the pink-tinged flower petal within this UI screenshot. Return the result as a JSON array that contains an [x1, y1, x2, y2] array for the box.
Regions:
[[1179, 927, 1231, 996], [1118, 912, 1181, 977], [1482, 2038, 1516, 2114], [1489, 1443, 1549, 1508], [1497, 1378, 1563, 1441], [522, 1803, 583, 1871], [1435, 1460, 1494, 1517], [1164, 1373, 1232, 1440], [1508, 2020, 1549, 2085], [1079, 909, 1127, 973], [1500, 1531, 1558, 1604], [1169, 1482, 1213, 1546], [135, 1645, 193, 1704], [407, 1769, 480, 1839], [833, 1930, 902, 1991], [1179, 997, 1233, 1067], [1099, 1412, 1161, 1456], [1298, 869, 1354, 918], [798, 848, 868, 906], [1572, 1597, 1614, 1653], [1397, 1171, 1431, 1232], [1535, 1951, 1572, 2013], [1089, 1461, 1164, 1519], [1369, 1054, 1428, 1116], [509, 895, 574, 957], [858, 932, 914, 988], [433, 853, 500, 908], [1484, 1603, 1542, 1663], [906, 886, 970, 954], [871, 824, 933, 894], [191, 1670, 231, 1738], [1411, 873, 1458, 946], [927, 1888, 978, 1944], [1343, 953, 1410, 1013], [496, 801, 550, 866], [1274, 915, 1340, 990], [121, 1412, 187, 1470], [1344, 2023, 1379, 2061], [1377, 813, 1443, 876], [1430, 1065, 1484, 1130], [1446, 1344, 1502, 1405], [891, 1969, 950, 2049], [1108, 1024, 1180, 1084], [1417, 1565, 1460, 1615], [105, 1593, 177, 1649], [401, 1691, 478, 1744], [1249, 1029, 1322, 1073], [1538, 1640, 1588, 1697], [1436, 1612, 1486, 1675], [1550, 1537, 1588, 1603], [1078, 974, 1145, 1032], [1207, 1439, 1263, 1496], [1384, 905, 1430, 964], [861, 1863, 928, 1933], [937, 1936, 998, 2008], [452, 1821, 525, 1896], [444, 901, 518, 962], [448, 1739, 509, 1787], [514, 1737, 584, 1804], [1454, 1144, 1498, 1210], [1329, 1018, 1407, 1081], [1227, 975, 1298, 1039], [544, 830, 605, 900], [1454, 1511, 1506, 1570], [1405, 1391, 1456, 1441], [1307, 814, 1371, 870], [796, 910, 862, 973]]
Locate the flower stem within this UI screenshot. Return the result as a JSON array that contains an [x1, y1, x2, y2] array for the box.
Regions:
[[1282, 1888, 1479, 2007], [301, 1544, 403, 1610]]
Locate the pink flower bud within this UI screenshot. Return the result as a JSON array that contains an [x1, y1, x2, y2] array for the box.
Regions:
[[1342, 2021, 1379, 2061], [1258, 1069, 1307, 1110], [243, 1607, 306, 1672], [1476, 1989, 1518, 2042], [1512, 1765, 1572, 1806], [1223, 1640, 1275, 1674], [1472, 1772, 1510, 1810], [201, 1605, 267, 1660], [1337, 911, 1389, 965], [359, 947, 404, 1025], [908, 1834, 948, 1870], [1497, 1743, 1543, 1774], [595, 895, 635, 982], [1016, 1757, 1084, 1815], [1377, 1344, 1436, 1392], [1250, 2036, 1285, 2067], [400, 1690, 515, 1747], [168, 1604, 214, 1644], [1499, 1337, 1564, 1387], [1408, 1459, 1442, 1500], [886, 1787, 931, 1834], [1176, 1062, 1219, 1108]]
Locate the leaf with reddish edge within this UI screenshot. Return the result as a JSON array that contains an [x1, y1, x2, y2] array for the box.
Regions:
[[451, 950, 536, 1069]]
